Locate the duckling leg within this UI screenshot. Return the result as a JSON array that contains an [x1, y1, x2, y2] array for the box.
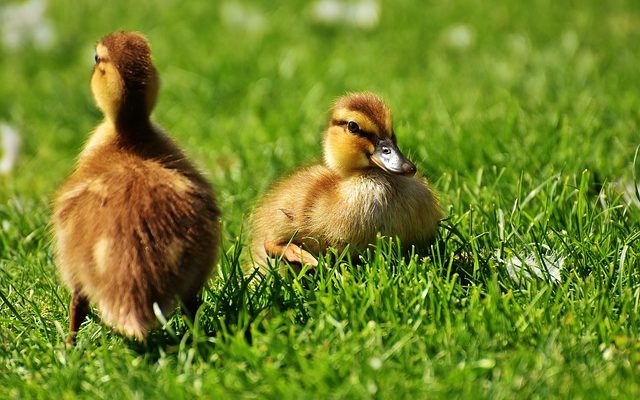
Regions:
[[264, 241, 318, 267], [182, 295, 202, 321], [66, 288, 89, 345]]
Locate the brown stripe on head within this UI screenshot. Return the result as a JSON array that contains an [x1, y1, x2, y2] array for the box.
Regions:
[[99, 31, 156, 93], [94, 31, 160, 124], [333, 92, 393, 138]]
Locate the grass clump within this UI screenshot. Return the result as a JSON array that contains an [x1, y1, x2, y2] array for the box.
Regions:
[[1, 0, 639, 398]]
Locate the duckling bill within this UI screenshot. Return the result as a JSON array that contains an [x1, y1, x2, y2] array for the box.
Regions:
[[248, 92, 442, 274], [53, 31, 221, 343]]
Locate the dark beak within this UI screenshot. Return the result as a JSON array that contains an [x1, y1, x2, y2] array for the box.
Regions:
[[370, 138, 416, 176]]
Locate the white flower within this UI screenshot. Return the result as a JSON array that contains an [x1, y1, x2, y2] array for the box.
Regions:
[[311, 0, 380, 29], [0, 123, 21, 175], [368, 357, 382, 370], [220, 2, 267, 33], [441, 24, 475, 49], [502, 246, 564, 283], [617, 179, 640, 208], [0, 0, 55, 50]]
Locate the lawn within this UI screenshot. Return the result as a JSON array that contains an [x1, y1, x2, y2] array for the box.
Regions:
[[1, 0, 639, 398]]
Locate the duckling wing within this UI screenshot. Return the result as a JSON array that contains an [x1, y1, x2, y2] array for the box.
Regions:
[[248, 165, 338, 271]]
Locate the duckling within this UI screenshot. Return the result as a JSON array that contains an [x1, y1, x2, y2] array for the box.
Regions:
[[52, 31, 220, 343], [248, 92, 442, 274]]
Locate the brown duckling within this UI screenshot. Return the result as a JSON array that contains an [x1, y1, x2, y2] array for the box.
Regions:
[[248, 92, 442, 274], [53, 31, 220, 343]]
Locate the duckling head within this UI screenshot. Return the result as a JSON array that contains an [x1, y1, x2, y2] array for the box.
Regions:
[[323, 93, 416, 177], [91, 31, 159, 126]]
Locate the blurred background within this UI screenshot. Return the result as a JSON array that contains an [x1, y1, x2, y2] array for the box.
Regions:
[[1, 0, 639, 237], [2, 3, 640, 396]]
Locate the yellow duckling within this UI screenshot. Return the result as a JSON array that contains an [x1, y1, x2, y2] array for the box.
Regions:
[[248, 92, 442, 274], [53, 32, 220, 343]]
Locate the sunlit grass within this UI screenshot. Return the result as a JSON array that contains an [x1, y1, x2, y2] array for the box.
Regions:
[[1, 0, 639, 398]]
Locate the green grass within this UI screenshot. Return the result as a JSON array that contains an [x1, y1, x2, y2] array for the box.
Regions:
[[1, 0, 640, 398]]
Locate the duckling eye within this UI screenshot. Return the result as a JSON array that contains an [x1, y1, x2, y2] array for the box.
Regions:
[[94, 54, 100, 64], [347, 121, 360, 133]]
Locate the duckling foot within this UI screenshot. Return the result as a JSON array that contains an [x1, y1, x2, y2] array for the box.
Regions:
[[66, 288, 89, 345], [264, 241, 319, 268]]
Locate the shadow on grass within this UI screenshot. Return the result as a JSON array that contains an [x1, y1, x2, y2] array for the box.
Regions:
[[123, 237, 312, 358], [122, 218, 506, 358]]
